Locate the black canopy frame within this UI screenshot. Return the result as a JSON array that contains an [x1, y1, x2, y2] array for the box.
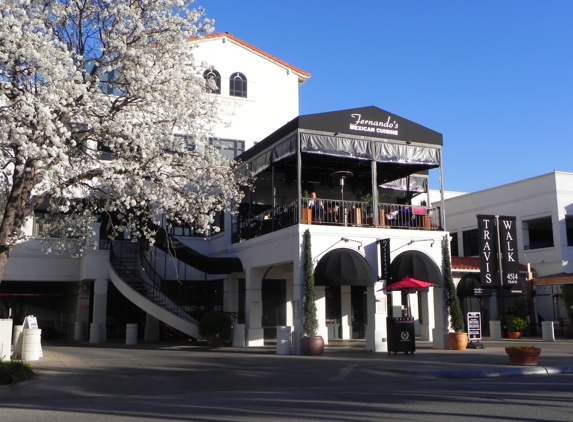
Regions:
[[234, 106, 445, 239]]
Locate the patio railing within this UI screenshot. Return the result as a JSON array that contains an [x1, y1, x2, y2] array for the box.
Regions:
[[234, 198, 442, 242]]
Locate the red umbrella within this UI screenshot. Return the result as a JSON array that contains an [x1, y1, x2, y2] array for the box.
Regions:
[[378, 277, 434, 292]]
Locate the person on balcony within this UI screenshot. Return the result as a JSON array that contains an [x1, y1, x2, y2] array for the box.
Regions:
[[326, 203, 340, 224], [308, 192, 325, 222]]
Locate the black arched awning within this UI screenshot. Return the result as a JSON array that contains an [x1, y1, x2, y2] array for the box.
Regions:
[[390, 250, 442, 286], [457, 274, 482, 297], [314, 248, 375, 286]]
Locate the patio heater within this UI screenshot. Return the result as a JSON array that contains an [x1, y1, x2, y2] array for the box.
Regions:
[[330, 171, 353, 226], [330, 170, 353, 201]]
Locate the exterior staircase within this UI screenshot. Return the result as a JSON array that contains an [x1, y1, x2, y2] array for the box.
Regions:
[[108, 240, 200, 339]]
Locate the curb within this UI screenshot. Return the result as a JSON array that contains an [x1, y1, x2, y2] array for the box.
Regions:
[[405, 366, 573, 379]]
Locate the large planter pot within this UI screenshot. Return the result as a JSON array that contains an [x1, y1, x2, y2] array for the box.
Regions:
[[505, 347, 541, 365], [448, 332, 468, 350], [302, 335, 325, 356], [507, 331, 523, 339]]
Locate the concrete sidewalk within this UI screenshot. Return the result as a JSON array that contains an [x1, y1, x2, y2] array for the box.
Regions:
[[2, 337, 572, 400]]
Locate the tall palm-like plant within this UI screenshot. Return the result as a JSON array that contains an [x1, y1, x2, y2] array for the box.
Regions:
[[443, 236, 465, 333], [303, 229, 318, 337]]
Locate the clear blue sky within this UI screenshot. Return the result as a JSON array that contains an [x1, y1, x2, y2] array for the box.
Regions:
[[199, 1, 573, 192]]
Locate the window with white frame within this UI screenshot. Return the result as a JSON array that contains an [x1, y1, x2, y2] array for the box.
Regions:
[[203, 69, 221, 94], [229, 72, 247, 98]]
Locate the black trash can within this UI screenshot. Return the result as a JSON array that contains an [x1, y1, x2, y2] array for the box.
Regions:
[[387, 317, 415, 354]]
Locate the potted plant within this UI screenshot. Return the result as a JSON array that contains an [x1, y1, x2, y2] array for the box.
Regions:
[[505, 345, 541, 365], [443, 236, 468, 350], [198, 311, 233, 345], [302, 229, 324, 355], [506, 315, 529, 339]]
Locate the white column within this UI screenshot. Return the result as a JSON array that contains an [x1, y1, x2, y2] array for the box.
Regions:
[[286, 272, 294, 327], [92, 279, 108, 343], [432, 286, 449, 349], [245, 267, 264, 347], [420, 289, 435, 341], [223, 275, 237, 314], [292, 258, 304, 355], [365, 281, 387, 352], [490, 320, 502, 340], [315, 286, 328, 345], [340, 286, 352, 339], [409, 292, 420, 334], [0, 319, 13, 361], [542, 321, 555, 342], [391, 291, 403, 317]]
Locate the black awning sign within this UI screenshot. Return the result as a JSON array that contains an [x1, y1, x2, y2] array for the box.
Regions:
[[378, 238, 390, 282], [477, 215, 498, 286], [349, 113, 399, 137], [499, 216, 519, 285]]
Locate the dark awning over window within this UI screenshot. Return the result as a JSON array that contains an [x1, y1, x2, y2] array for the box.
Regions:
[[314, 248, 375, 286], [237, 106, 443, 177], [457, 274, 482, 297], [390, 251, 442, 286]]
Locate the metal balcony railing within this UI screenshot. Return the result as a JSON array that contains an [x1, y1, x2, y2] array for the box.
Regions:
[[109, 240, 198, 324], [233, 197, 442, 242]]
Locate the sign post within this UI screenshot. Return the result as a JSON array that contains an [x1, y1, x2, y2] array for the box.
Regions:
[[477, 214, 519, 336]]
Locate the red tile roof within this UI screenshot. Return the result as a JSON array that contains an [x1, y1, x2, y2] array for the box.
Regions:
[[452, 256, 530, 272], [189, 33, 311, 80], [452, 256, 480, 271]]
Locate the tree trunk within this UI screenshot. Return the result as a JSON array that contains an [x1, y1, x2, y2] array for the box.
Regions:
[[0, 167, 38, 281], [0, 249, 10, 281]]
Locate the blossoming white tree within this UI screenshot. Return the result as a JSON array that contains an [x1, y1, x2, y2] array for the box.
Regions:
[[0, 0, 245, 279]]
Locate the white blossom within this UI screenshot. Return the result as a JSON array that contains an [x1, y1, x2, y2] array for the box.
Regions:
[[0, 0, 245, 274]]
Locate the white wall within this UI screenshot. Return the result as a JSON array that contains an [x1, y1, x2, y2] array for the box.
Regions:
[[443, 171, 573, 277], [191, 35, 308, 149]]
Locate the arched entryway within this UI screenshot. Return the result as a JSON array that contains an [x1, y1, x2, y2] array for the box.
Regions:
[[457, 273, 491, 336], [260, 264, 292, 341], [314, 248, 375, 339], [388, 250, 442, 338]]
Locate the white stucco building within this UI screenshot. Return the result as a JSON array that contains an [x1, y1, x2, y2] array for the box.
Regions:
[[1, 34, 453, 354], [190, 33, 310, 151], [441, 171, 573, 333]]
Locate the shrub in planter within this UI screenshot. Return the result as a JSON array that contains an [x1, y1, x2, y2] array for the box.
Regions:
[[506, 316, 530, 336], [443, 237, 468, 350], [505, 346, 541, 366], [199, 312, 233, 344], [302, 229, 324, 356]]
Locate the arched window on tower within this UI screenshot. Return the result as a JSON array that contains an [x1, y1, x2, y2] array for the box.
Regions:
[[229, 72, 247, 98], [203, 69, 221, 94]]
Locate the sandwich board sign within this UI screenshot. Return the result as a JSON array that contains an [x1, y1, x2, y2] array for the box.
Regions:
[[23, 315, 39, 330], [467, 312, 482, 341]]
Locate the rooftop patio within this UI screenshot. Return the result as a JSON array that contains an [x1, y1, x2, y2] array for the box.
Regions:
[[232, 106, 445, 243]]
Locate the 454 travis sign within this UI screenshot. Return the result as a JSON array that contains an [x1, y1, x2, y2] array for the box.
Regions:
[[477, 215, 519, 287]]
